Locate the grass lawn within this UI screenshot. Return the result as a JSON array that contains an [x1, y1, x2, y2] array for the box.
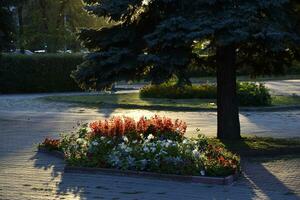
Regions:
[[43, 92, 300, 110], [43, 93, 217, 109], [213, 136, 300, 156], [190, 74, 300, 84], [271, 95, 300, 106]]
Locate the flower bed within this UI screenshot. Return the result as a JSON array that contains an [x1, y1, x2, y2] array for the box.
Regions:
[[39, 115, 240, 178]]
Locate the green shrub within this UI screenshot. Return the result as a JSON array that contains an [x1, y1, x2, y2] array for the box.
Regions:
[[140, 82, 272, 106], [140, 82, 217, 99], [0, 54, 83, 93], [237, 82, 271, 106]]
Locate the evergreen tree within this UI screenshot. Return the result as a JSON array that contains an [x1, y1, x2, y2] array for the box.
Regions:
[[73, 0, 300, 140]]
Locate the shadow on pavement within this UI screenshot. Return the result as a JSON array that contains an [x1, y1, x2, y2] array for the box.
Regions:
[[31, 150, 299, 199]]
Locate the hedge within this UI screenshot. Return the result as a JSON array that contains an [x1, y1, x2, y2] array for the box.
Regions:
[[0, 54, 83, 93], [1, 54, 299, 94], [140, 82, 272, 106]]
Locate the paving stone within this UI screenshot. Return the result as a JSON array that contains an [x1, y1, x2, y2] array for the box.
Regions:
[[0, 82, 300, 199]]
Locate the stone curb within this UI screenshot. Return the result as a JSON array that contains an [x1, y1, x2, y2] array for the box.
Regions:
[[64, 166, 238, 185], [37, 147, 238, 185]]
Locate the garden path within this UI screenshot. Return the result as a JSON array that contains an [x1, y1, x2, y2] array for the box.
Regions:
[[0, 80, 300, 199], [0, 92, 299, 138], [0, 114, 299, 200]]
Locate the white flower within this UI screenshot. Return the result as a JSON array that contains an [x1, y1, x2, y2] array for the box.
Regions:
[[143, 146, 149, 153], [76, 138, 87, 146], [132, 140, 138, 144], [140, 159, 147, 166], [119, 143, 127, 150], [142, 0, 150, 6], [86, 126, 92, 132], [127, 156, 135, 167], [150, 147, 156, 152], [91, 141, 99, 146], [182, 139, 188, 144], [109, 155, 120, 167], [147, 134, 155, 140], [200, 170, 205, 176], [192, 149, 200, 158], [122, 136, 129, 143], [164, 143, 170, 148], [100, 136, 106, 140], [125, 147, 132, 153]]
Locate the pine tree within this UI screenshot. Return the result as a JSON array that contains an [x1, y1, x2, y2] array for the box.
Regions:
[[73, 0, 300, 140]]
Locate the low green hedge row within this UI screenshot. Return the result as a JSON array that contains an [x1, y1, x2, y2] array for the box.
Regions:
[[140, 82, 272, 106], [0, 54, 83, 93]]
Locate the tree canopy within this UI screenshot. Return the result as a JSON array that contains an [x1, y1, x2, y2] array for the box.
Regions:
[[73, 0, 300, 139], [1, 0, 108, 53], [21, 0, 107, 52], [73, 0, 300, 90]]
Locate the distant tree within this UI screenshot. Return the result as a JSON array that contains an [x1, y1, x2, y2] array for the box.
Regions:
[[0, 0, 15, 53], [8, 0, 29, 53], [73, 0, 300, 140], [20, 0, 108, 52]]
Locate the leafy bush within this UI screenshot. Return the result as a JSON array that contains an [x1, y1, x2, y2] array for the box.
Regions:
[[0, 54, 83, 93], [140, 82, 272, 106], [40, 115, 240, 177], [140, 82, 217, 99], [237, 82, 271, 106]]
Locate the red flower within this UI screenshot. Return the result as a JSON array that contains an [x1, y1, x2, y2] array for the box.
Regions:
[[42, 137, 60, 150], [88, 115, 187, 138]]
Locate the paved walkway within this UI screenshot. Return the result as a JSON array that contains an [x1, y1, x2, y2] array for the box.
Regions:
[[1, 80, 300, 199], [1, 145, 299, 199], [0, 93, 300, 138], [264, 80, 300, 96]]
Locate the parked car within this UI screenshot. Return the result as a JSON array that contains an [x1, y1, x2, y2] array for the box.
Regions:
[[34, 50, 46, 53], [13, 49, 34, 55]]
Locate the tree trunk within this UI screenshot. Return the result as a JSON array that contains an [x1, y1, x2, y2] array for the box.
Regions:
[[17, 5, 25, 54], [216, 45, 241, 140], [39, 0, 49, 52]]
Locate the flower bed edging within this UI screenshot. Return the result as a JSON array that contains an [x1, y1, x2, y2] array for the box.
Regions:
[[38, 147, 238, 185], [64, 165, 238, 185], [38, 115, 241, 185]]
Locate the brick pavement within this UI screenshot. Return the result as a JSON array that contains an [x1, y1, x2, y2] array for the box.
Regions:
[[0, 89, 300, 199], [0, 149, 299, 200], [0, 116, 299, 200]]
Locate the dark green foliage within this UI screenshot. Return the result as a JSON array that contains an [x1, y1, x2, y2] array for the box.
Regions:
[[237, 82, 272, 106], [0, 0, 15, 52], [0, 54, 83, 93], [74, 0, 300, 90], [74, 0, 300, 139], [140, 83, 217, 99], [140, 82, 272, 106]]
